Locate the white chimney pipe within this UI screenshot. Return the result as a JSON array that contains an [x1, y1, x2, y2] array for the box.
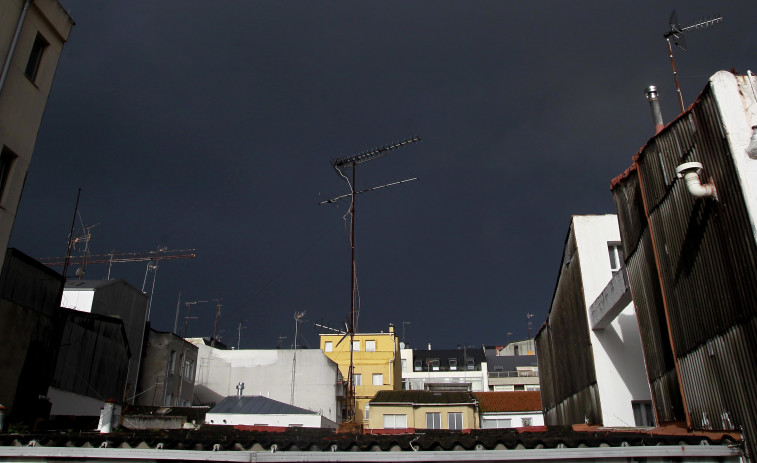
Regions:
[[676, 162, 717, 199]]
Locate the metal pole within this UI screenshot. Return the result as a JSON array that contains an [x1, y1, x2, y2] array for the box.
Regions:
[[62, 189, 81, 280], [667, 38, 685, 112]]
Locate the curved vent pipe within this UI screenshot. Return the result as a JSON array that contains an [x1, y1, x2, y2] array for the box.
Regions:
[[676, 162, 717, 199]]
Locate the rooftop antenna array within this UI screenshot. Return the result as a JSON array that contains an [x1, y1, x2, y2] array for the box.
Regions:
[[320, 136, 421, 422], [663, 10, 723, 112]]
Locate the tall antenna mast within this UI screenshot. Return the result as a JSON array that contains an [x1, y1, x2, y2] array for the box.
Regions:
[[322, 136, 421, 422], [663, 10, 723, 112], [212, 295, 222, 347], [291, 311, 306, 405], [237, 319, 247, 349]]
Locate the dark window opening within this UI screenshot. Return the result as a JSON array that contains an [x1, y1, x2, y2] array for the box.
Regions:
[[0, 147, 17, 202], [25, 33, 48, 82]]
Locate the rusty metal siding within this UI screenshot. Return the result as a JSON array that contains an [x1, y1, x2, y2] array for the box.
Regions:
[[624, 228, 684, 423], [612, 79, 757, 454], [535, 224, 601, 425]]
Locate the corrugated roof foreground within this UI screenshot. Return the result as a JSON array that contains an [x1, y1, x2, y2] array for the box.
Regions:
[[474, 391, 542, 413], [0, 425, 743, 461]]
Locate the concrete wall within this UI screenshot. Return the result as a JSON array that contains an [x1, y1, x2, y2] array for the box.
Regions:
[[572, 215, 651, 427], [0, 0, 73, 268], [137, 330, 198, 407], [191, 344, 339, 423]]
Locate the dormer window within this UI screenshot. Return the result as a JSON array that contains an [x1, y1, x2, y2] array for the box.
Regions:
[[448, 358, 457, 370]]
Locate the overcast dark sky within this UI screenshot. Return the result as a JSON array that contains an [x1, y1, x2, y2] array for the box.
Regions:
[[10, 1, 755, 349]]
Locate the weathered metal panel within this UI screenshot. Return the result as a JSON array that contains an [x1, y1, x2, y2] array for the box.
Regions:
[[613, 79, 757, 458], [536, 225, 601, 425], [623, 229, 684, 423]]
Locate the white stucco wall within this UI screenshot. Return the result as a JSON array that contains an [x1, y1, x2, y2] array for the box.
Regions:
[[710, 71, 757, 244], [572, 215, 652, 427], [481, 411, 544, 428], [60, 289, 95, 312], [191, 344, 339, 423], [205, 412, 334, 428]]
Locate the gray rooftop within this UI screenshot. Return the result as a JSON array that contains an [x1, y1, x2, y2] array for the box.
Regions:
[[208, 396, 316, 415]]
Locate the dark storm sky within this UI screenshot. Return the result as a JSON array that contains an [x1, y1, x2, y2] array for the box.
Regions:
[[10, 1, 755, 349]]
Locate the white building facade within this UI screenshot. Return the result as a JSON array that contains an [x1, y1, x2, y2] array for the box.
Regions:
[[537, 215, 652, 427], [190, 342, 340, 424]]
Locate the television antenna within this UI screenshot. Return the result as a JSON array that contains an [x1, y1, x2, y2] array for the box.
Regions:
[[237, 319, 247, 350], [291, 311, 306, 404], [663, 10, 723, 112], [320, 136, 421, 422]]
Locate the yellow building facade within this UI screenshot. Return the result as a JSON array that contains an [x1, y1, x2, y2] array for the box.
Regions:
[[319, 324, 402, 425], [367, 391, 478, 430]]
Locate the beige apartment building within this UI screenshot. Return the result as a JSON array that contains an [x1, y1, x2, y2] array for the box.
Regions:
[[0, 0, 73, 267]]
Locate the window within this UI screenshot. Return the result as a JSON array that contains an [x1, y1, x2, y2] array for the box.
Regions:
[[632, 401, 655, 427], [383, 414, 407, 429], [364, 404, 370, 421], [353, 374, 362, 386], [352, 340, 360, 352], [401, 359, 407, 371], [608, 242, 624, 272], [448, 412, 463, 430], [448, 358, 457, 370], [466, 358, 475, 370], [372, 373, 383, 386], [521, 417, 533, 426], [183, 360, 194, 378], [431, 358, 440, 371], [425, 412, 441, 429], [525, 385, 540, 391], [324, 341, 333, 352], [168, 351, 176, 374], [25, 33, 48, 82], [482, 418, 511, 429], [365, 340, 376, 352], [414, 359, 422, 371], [0, 147, 17, 202]]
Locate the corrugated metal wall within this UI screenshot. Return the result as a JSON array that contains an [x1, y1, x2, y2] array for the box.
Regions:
[[612, 82, 757, 454], [536, 224, 602, 425]]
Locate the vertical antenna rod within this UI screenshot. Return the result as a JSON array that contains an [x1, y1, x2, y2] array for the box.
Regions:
[[62, 188, 81, 280], [326, 136, 420, 423]]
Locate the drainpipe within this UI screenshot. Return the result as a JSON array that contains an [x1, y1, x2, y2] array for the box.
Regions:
[[645, 85, 665, 134], [0, 0, 32, 97], [676, 162, 717, 199]]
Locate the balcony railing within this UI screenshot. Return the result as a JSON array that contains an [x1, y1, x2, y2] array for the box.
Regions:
[[488, 370, 539, 378]]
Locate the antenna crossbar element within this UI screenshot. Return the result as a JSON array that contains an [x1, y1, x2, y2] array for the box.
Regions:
[[331, 136, 420, 168], [318, 177, 418, 205], [39, 249, 197, 266]]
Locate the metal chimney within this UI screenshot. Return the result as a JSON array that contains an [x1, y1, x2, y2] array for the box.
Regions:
[[646, 85, 665, 134]]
